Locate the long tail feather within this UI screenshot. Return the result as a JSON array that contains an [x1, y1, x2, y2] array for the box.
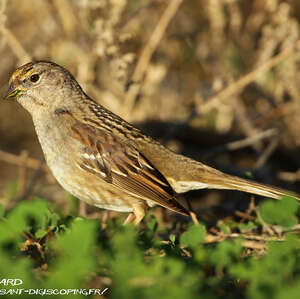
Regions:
[[204, 171, 300, 200]]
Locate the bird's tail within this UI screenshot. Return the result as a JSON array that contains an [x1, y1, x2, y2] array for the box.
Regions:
[[194, 165, 300, 200], [169, 161, 300, 201], [207, 172, 298, 200]]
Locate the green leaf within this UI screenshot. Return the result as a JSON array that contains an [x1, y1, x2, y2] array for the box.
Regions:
[[49, 212, 59, 227], [0, 199, 50, 243], [180, 224, 206, 247], [245, 171, 254, 179], [239, 221, 256, 231], [209, 239, 243, 267], [7, 199, 50, 233], [45, 218, 98, 289], [230, 234, 299, 299], [35, 228, 48, 239], [218, 221, 231, 233], [259, 195, 298, 227], [169, 234, 176, 244]]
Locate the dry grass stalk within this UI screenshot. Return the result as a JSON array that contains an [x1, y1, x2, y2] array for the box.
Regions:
[[197, 41, 300, 114], [122, 0, 184, 119]]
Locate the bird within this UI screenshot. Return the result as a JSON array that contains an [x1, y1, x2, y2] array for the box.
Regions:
[[4, 61, 299, 225]]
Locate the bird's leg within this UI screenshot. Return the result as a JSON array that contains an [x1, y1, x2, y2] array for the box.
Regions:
[[124, 203, 147, 225], [185, 198, 199, 225], [123, 213, 135, 225], [101, 210, 110, 229], [133, 202, 147, 225], [189, 211, 199, 225]]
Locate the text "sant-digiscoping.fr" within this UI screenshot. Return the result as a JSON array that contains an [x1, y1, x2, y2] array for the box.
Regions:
[[0, 288, 108, 296]]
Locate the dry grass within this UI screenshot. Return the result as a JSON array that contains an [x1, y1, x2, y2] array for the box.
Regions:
[[0, 0, 300, 222]]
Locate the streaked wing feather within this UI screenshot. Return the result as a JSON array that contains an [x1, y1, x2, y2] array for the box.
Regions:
[[71, 122, 189, 215]]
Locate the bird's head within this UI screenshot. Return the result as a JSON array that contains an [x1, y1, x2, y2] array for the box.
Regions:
[[4, 61, 81, 116]]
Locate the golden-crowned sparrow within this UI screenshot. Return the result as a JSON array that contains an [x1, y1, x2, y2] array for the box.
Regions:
[[4, 61, 299, 224]]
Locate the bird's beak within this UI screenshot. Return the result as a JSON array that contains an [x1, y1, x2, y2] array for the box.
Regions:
[[3, 82, 23, 100]]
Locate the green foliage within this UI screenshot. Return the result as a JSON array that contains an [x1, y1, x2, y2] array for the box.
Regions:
[[180, 224, 206, 247], [45, 218, 98, 289], [0, 195, 299, 298], [230, 235, 300, 299], [209, 239, 243, 268], [259, 195, 298, 227]]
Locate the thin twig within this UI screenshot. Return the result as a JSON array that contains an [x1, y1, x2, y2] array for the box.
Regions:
[[225, 128, 278, 151], [203, 224, 300, 249], [201, 199, 300, 249], [122, 0, 184, 117], [197, 41, 300, 114], [52, 0, 78, 38], [19, 159, 46, 200], [0, 149, 48, 172], [17, 150, 28, 197], [278, 169, 300, 183], [232, 96, 263, 151], [255, 136, 279, 169], [255, 207, 274, 236], [3, 28, 31, 62]]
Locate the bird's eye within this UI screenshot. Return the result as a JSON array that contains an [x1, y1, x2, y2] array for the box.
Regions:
[[30, 74, 40, 83]]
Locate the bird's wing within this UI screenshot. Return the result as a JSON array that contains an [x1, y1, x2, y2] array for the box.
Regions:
[[71, 122, 189, 216]]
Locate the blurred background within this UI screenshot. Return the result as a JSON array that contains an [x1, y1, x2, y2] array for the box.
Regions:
[[0, 0, 300, 224]]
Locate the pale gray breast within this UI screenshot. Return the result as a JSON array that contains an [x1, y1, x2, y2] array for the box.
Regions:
[[32, 114, 82, 177]]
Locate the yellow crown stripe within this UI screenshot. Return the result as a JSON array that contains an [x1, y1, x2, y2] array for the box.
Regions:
[[11, 66, 34, 82]]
